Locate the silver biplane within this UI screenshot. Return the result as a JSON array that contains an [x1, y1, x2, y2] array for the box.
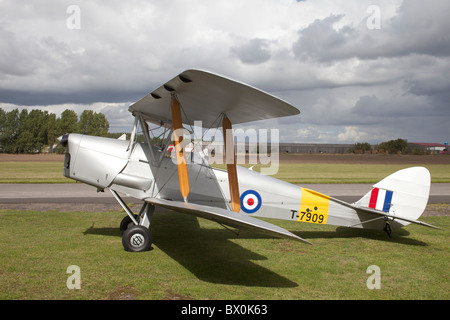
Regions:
[[59, 69, 438, 252]]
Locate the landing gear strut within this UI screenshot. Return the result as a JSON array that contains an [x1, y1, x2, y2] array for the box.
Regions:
[[111, 189, 155, 252], [383, 218, 392, 238]]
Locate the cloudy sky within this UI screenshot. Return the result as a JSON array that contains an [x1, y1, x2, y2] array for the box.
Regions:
[[1, 0, 449, 144]]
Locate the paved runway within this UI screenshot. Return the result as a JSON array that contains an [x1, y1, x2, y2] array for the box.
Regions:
[[0, 183, 448, 205]]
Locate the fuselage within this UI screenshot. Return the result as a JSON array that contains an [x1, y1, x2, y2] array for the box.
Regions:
[[63, 133, 387, 230], [63, 134, 299, 213]]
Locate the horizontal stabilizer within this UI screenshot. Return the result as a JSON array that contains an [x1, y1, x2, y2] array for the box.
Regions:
[[146, 198, 312, 245], [353, 205, 440, 229]]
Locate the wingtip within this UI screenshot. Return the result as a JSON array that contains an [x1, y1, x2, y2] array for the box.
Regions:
[[289, 233, 312, 245], [299, 237, 313, 245], [420, 221, 441, 230]]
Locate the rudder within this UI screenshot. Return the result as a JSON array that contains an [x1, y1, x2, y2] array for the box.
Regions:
[[354, 167, 431, 227]]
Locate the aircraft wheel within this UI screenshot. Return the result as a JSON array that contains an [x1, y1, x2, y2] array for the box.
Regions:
[[122, 225, 152, 252], [120, 215, 137, 233]]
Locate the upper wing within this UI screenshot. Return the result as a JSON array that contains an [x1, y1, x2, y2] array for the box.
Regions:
[[146, 198, 312, 245], [129, 69, 300, 128]]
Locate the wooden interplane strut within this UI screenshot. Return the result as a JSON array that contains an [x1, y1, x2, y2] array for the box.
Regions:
[[171, 97, 190, 202], [222, 116, 240, 213]]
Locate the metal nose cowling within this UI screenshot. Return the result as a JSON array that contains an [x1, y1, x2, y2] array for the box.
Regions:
[[57, 134, 69, 147], [60, 133, 129, 189], [57, 134, 72, 179]]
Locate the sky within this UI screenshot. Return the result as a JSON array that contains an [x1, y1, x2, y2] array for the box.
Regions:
[[1, 0, 449, 144]]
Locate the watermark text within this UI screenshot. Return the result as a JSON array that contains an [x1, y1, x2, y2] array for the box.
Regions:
[[66, 265, 81, 289], [366, 265, 381, 289], [66, 5, 81, 30]]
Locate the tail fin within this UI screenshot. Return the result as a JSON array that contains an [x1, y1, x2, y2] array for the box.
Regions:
[[354, 167, 431, 228]]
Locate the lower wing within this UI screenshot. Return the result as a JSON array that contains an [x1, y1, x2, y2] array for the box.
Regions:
[[146, 198, 312, 245]]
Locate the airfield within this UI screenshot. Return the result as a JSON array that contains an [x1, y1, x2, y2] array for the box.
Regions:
[[0, 180, 449, 213], [1, 153, 449, 212], [0, 153, 448, 300]]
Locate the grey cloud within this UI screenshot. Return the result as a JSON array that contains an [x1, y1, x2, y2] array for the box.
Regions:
[[0, 0, 448, 143], [292, 14, 355, 62], [286, 0, 450, 144], [293, 0, 450, 63], [230, 38, 271, 64], [100, 103, 135, 131], [0, 26, 45, 77], [351, 94, 432, 120], [388, 0, 450, 58]]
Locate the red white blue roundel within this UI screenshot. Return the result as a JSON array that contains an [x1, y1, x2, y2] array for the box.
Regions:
[[240, 190, 262, 214]]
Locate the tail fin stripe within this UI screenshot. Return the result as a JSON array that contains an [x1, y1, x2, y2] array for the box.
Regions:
[[368, 188, 393, 213], [369, 188, 379, 209], [383, 190, 394, 213]]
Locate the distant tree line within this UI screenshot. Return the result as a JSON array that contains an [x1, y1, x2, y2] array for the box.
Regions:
[[0, 108, 109, 153], [350, 138, 412, 154]]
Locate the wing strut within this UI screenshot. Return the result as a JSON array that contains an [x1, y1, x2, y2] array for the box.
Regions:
[[171, 96, 190, 202], [222, 115, 241, 213]]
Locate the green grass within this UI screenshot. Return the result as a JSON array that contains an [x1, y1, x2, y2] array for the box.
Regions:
[[0, 209, 448, 300], [215, 163, 450, 184], [269, 163, 450, 184], [0, 162, 73, 183], [1, 159, 449, 184]]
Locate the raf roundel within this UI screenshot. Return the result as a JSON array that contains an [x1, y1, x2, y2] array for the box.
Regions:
[[240, 190, 262, 214]]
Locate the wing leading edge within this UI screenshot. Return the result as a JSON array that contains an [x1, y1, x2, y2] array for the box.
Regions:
[[146, 198, 312, 245], [129, 69, 300, 128]]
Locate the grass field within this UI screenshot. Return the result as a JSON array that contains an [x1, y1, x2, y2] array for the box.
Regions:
[[0, 209, 448, 300], [0, 161, 73, 183], [2, 153, 449, 184], [264, 163, 450, 184], [1, 153, 448, 301]]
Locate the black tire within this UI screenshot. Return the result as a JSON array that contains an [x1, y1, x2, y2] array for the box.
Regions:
[[122, 225, 152, 252], [120, 215, 137, 233]]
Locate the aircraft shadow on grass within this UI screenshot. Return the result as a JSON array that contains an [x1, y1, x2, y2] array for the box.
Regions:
[[294, 228, 428, 247], [83, 209, 428, 287], [83, 210, 298, 288]]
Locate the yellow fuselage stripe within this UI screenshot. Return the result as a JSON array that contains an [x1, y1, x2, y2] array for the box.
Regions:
[[298, 188, 330, 224]]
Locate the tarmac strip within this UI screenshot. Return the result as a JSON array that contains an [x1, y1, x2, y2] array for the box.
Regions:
[[0, 183, 448, 204]]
